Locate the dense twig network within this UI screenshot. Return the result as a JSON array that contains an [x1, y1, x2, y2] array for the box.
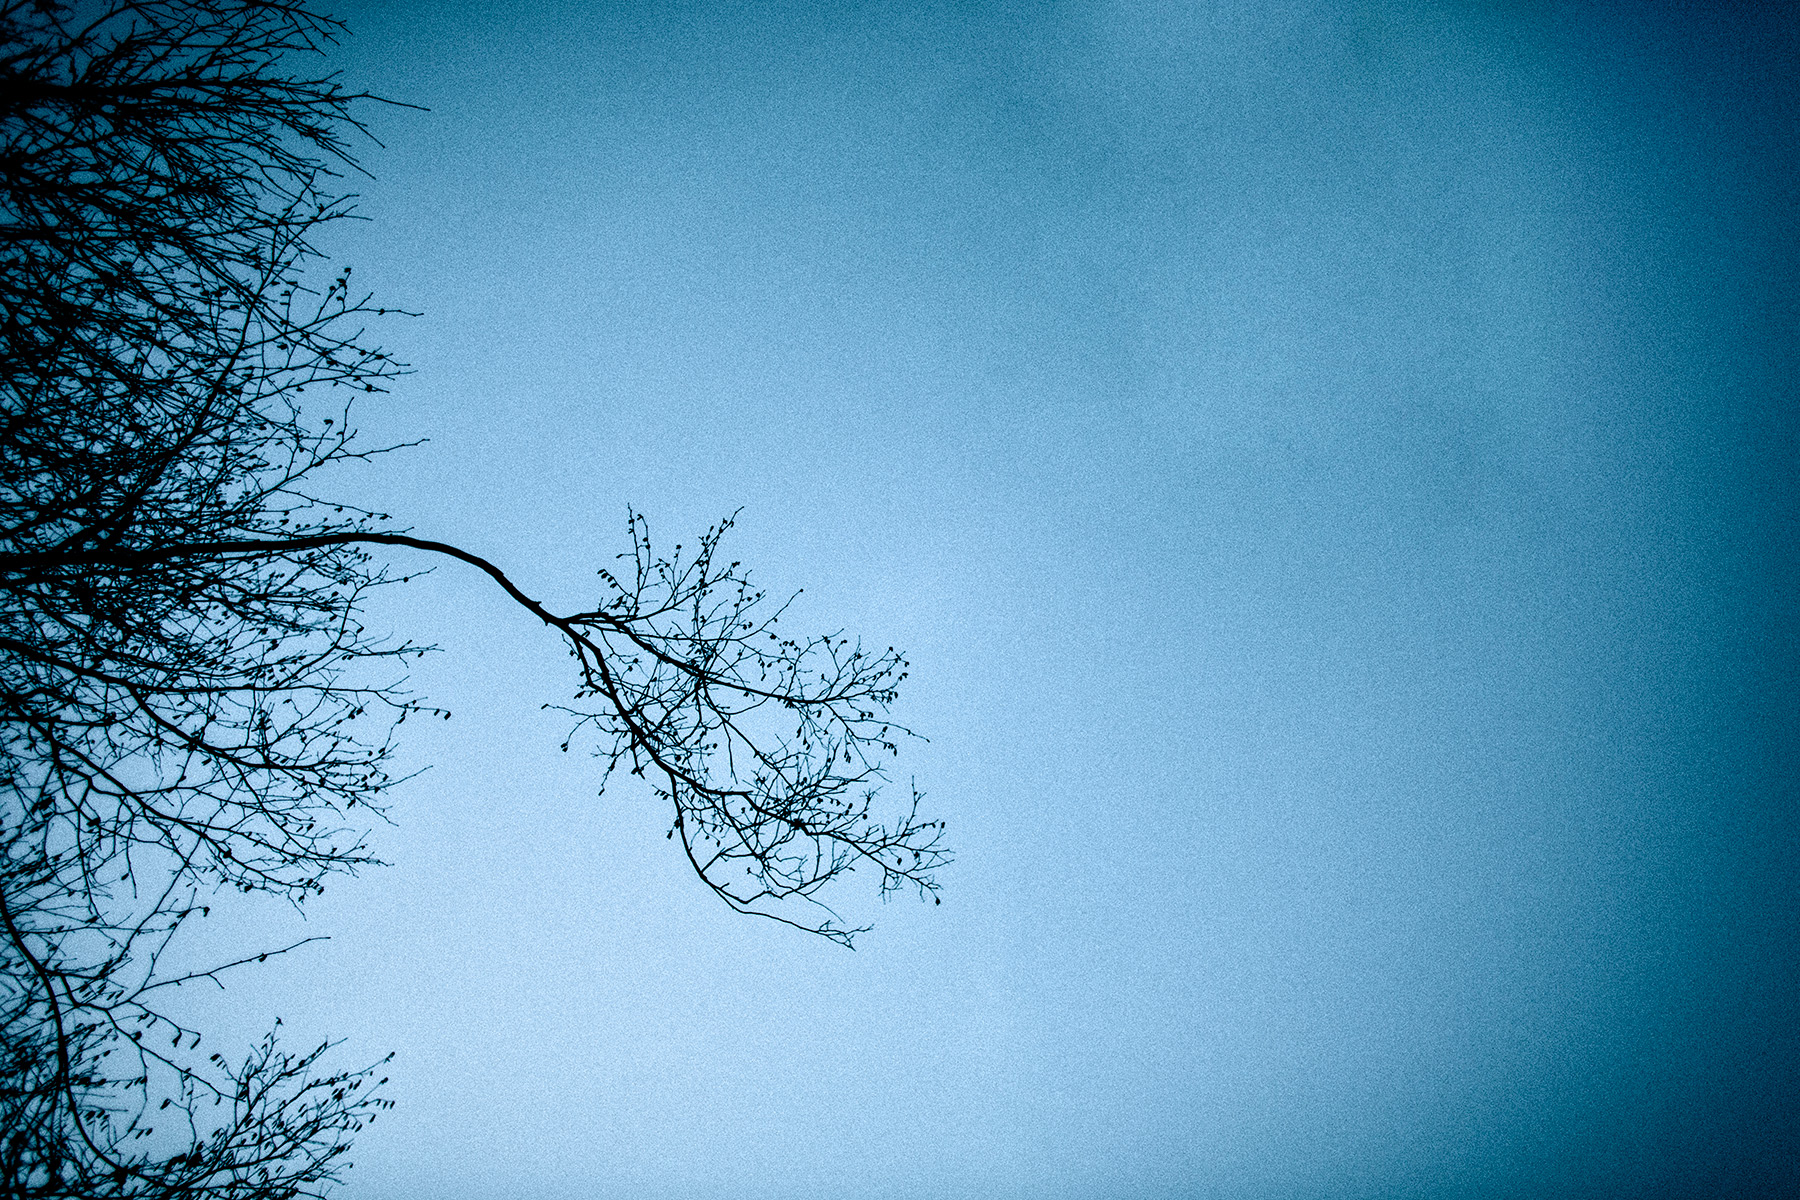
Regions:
[[0, 1, 943, 1196]]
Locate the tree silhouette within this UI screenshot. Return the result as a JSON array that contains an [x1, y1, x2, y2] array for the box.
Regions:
[[0, 1, 946, 1194]]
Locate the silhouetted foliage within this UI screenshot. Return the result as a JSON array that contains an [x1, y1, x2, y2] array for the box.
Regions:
[[0, 1, 944, 1195]]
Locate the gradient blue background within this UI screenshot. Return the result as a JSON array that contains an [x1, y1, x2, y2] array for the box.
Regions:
[[174, 3, 1796, 1197]]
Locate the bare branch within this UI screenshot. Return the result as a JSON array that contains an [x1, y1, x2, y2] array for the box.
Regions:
[[0, 2, 943, 1194]]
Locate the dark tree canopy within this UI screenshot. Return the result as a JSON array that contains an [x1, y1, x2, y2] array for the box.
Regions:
[[0, 1, 945, 1195]]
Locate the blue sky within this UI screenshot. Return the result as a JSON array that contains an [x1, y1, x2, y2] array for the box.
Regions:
[[177, 3, 1795, 1197]]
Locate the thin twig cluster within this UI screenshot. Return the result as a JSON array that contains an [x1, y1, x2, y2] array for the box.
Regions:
[[553, 512, 948, 943]]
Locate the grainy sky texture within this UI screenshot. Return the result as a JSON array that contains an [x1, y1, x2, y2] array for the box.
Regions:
[[180, 3, 1795, 1198]]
